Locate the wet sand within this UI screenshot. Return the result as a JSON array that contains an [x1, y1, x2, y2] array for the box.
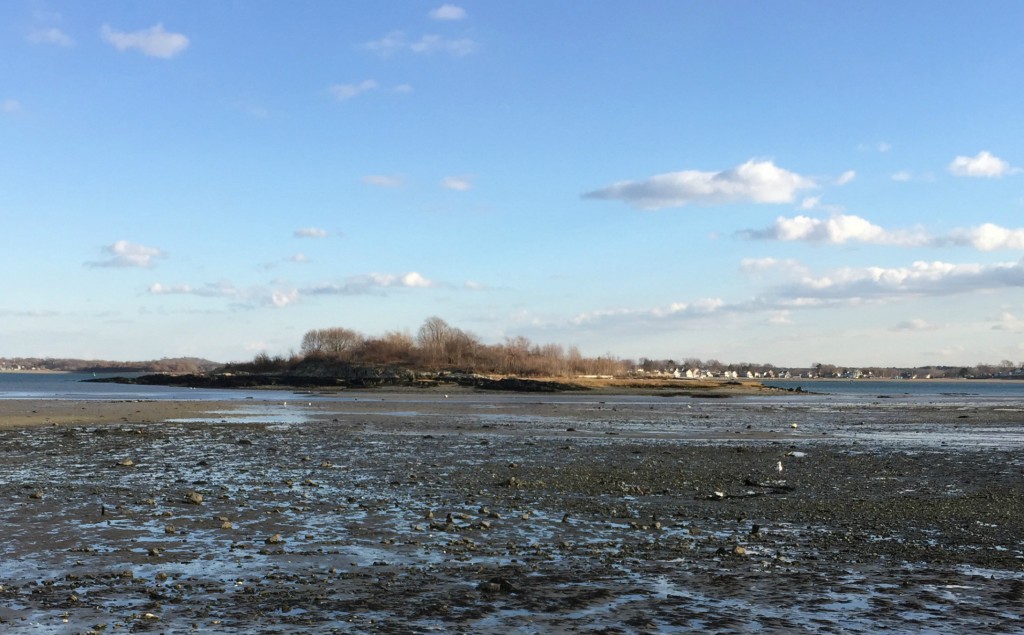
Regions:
[[1, 393, 1023, 633]]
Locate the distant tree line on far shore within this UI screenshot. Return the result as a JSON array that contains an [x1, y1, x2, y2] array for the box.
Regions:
[[6, 319, 1021, 381], [0, 357, 219, 374]]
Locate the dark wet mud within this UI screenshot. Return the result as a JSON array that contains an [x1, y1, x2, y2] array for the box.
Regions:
[[1, 395, 1023, 633]]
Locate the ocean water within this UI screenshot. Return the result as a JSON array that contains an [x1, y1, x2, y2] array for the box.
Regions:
[[763, 378, 1024, 398], [0, 372, 281, 401]]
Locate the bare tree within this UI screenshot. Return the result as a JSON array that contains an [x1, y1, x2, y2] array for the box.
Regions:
[[301, 327, 363, 359]]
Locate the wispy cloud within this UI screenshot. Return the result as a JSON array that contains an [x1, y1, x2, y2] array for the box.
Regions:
[[891, 170, 913, 182], [441, 175, 473, 191], [583, 159, 815, 210], [362, 174, 404, 188], [564, 256, 1024, 333], [429, 4, 467, 20], [148, 281, 298, 308], [304, 272, 437, 296], [739, 257, 808, 276], [294, 227, 328, 238], [101, 24, 189, 59], [28, 27, 74, 47], [330, 80, 378, 101], [774, 259, 1024, 302], [892, 318, 936, 332], [1, 99, 20, 114], [835, 170, 856, 186], [571, 298, 726, 326], [858, 141, 892, 153], [948, 150, 1019, 178], [992, 311, 1024, 332], [363, 31, 476, 57], [86, 240, 165, 268]]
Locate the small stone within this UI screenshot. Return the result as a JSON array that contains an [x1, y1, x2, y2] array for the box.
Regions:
[[118, 459, 134, 467], [164, 525, 176, 535], [733, 545, 747, 556], [184, 491, 203, 505], [265, 533, 283, 545], [29, 491, 44, 500], [148, 547, 162, 557], [221, 521, 233, 529]]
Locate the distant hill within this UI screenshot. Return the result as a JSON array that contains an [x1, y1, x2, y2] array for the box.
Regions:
[[0, 357, 221, 374]]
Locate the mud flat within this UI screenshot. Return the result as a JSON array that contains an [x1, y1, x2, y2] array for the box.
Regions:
[[1, 394, 1023, 633]]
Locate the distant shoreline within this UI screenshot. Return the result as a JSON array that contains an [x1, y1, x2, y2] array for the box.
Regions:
[[0, 369, 67, 374]]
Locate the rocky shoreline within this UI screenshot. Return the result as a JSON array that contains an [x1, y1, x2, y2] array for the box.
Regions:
[[1, 395, 1022, 632]]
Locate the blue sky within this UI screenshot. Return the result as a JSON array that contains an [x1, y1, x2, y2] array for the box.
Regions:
[[3, 1, 1024, 367]]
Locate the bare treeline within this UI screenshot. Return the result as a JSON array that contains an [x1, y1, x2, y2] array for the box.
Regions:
[[286, 316, 626, 378]]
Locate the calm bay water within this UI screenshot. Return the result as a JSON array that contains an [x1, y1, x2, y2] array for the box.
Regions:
[[763, 378, 1024, 398], [4, 372, 1024, 407], [0, 372, 277, 401]]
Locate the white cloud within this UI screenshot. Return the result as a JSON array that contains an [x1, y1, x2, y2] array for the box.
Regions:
[[948, 150, 1017, 178], [362, 174, 404, 188], [294, 227, 328, 238], [775, 259, 1024, 302], [572, 297, 725, 326], [891, 170, 913, 182], [836, 170, 856, 186], [304, 271, 438, 296], [739, 213, 930, 247], [441, 175, 473, 191], [393, 84, 414, 94], [330, 80, 378, 101], [290, 253, 309, 263], [86, 240, 165, 268], [429, 4, 467, 20], [739, 257, 807, 276], [363, 31, 476, 57], [149, 281, 298, 309], [28, 27, 73, 47], [1, 99, 20, 113], [583, 159, 815, 210], [270, 289, 299, 307], [101, 24, 189, 59], [947, 223, 1024, 251]]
